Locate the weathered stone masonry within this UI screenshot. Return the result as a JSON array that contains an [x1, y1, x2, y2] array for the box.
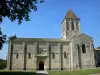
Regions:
[[7, 9, 96, 70]]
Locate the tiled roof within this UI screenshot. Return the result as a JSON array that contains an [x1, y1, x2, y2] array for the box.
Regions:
[[65, 9, 77, 18]]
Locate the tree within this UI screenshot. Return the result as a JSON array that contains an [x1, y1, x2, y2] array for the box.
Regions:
[[0, 59, 7, 69], [0, 0, 44, 50], [97, 47, 100, 49], [0, 28, 7, 50]]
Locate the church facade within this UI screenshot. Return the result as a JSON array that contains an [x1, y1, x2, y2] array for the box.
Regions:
[[7, 9, 96, 70]]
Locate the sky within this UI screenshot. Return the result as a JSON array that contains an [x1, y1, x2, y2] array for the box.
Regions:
[[0, 0, 100, 60]]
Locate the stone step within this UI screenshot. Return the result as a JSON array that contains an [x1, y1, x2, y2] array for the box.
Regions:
[[36, 71, 48, 75]]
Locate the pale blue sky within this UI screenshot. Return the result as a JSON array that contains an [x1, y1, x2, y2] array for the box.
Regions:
[[0, 0, 100, 59]]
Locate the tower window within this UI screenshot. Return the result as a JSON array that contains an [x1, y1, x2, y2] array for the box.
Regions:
[[28, 53, 31, 59], [82, 44, 86, 53], [49, 46, 51, 51], [52, 52, 55, 59], [66, 22, 69, 30], [16, 53, 19, 58], [72, 22, 74, 30], [64, 52, 67, 58]]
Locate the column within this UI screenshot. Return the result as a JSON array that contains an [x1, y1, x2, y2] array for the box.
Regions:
[[90, 41, 96, 68], [8, 41, 13, 70], [69, 20, 72, 30], [78, 21, 81, 33], [35, 42, 38, 70], [7, 41, 12, 70], [80, 46, 82, 69], [58, 43, 61, 70], [49, 43, 51, 70], [46, 43, 49, 70], [78, 45, 82, 69], [74, 21, 76, 31], [70, 42, 73, 70], [23, 42, 26, 70], [89, 43, 92, 68], [60, 43, 63, 70]]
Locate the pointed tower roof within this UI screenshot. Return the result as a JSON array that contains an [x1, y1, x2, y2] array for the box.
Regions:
[[61, 9, 80, 24], [65, 9, 77, 18]]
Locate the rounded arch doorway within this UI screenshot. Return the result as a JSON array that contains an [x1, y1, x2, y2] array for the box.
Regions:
[[39, 61, 44, 70]]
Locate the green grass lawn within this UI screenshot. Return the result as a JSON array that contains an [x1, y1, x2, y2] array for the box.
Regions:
[[0, 68, 100, 75], [0, 70, 36, 75], [48, 68, 100, 75]]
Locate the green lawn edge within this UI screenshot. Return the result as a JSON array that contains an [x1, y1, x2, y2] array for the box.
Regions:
[[48, 68, 100, 75], [0, 68, 100, 75]]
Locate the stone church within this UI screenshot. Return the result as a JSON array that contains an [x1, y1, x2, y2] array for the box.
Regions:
[[7, 9, 96, 70]]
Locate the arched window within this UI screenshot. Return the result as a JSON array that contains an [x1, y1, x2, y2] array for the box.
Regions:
[[64, 52, 67, 58], [16, 53, 18, 58], [82, 44, 86, 53], [66, 21, 69, 30], [28, 53, 31, 59], [72, 22, 74, 30], [52, 53, 55, 59]]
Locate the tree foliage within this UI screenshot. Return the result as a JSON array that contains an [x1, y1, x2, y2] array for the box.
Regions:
[[0, 0, 44, 50], [0, 0, 44, 24], [0, 59, 7, 69], [0, 28, 7, 50]]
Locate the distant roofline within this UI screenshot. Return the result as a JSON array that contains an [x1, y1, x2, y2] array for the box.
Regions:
[[8, 37, 71, 43], [95, 47, 100, 50]]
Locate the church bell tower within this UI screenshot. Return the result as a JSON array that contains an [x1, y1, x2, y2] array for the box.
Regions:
[[62, 9, 81, 40]]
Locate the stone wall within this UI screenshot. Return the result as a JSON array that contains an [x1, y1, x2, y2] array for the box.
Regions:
[[12, 43, 24, 70], [8, 41, 71, 70], [50, 43, 60, 70], [7, 36, 95, 70], [26, 43, 36, 70], [62, 43, 70, 70], [72, 34, 96, 70]]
